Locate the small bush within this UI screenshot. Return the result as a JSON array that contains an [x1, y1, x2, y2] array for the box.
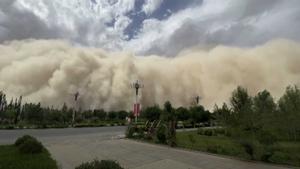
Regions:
[[204, 129, 214, 136], [15, 135, 35, 146], [197, 128, 205, 135], [257, 131, 277, 145], [269, 151, 291, 164], [75, 159, 124, 169], [126, 125, 137, 138], [136, 127, 145, 139], [213, 128, 226, 135], [239, 140, 255, 159], [207, 145, 223, 154], [156, 125, 167, 144], [239, 139, 263, 160], [15, 135, 44, 154]]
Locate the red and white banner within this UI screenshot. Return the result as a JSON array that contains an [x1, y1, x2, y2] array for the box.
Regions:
[[133, 103, 140, 117]]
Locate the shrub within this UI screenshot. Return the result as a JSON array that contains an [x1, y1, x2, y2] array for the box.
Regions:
[[156, 125, 167, 144], [136, 127, 145, 139], [213, 128, 226, 135], [257, 130, 277, 145], [239, 139, 263, 160], [261, 147, 275, 162], [126, 125, 136, 138], [269, 151, 291, 165], [240, 140, 254, 159], [15, 135, 35, 146], [17, 136, 44, 154], [75, 159, 124, 169], [207, 145, 223, 154], [204, 129, 213, 136], [197, 128, 205, 135]]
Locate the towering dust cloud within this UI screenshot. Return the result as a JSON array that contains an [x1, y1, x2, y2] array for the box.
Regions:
[[0, 39, 299, 110]]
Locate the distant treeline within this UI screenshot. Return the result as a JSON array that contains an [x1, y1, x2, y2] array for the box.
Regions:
[[0, 90, 212, 127], [1, 84, 300, 138], [0, 92, 130, 126]]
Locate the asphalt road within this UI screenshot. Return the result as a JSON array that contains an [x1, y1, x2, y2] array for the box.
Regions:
[[0, 127, 295, 169], [0, 126, 126, 144]]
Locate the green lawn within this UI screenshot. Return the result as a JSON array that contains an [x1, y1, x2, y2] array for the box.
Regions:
[[176, 131, 300, 167], [176, 131, 249, 158], [0, 145, 58, 169]]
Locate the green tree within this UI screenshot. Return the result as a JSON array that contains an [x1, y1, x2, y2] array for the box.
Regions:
[[278, 85, 300, 141], [253, 90, 276, 114], [189, 105, 210, 127], [162, 101, 176, 146], [108, 111, 117, 120], [175, 107, 190, 121], [93, 109, 107, 121], [253, 90, 277, 133], [142, 105, 161, 121], [229, 86, 257, 138], [214, 103, 232, 126], [231, 86, 253, 114], [23, 103, 44, 124], [117, 111, 128, 120]]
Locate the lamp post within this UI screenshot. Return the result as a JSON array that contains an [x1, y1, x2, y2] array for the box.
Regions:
[[131, 80, 143, 123], [191, 95, 201, 106], [72, 92, 79, 127], [195, 96, 201, 105]]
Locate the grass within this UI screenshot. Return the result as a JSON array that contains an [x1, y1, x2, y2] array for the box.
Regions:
[[176, 131, 249, 158], [176, 131, 300, 167], [269, 141, 300, 166], [0, 145, 58, 169]]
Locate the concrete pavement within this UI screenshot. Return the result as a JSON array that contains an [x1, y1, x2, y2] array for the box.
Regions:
[[0, 127, 295, 169]]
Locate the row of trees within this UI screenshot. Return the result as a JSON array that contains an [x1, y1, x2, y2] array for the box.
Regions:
[[214, 85, 300, 142], [0, 91, 130, 126], [1, 89, 212, 127], [141, 103, 211, 125]]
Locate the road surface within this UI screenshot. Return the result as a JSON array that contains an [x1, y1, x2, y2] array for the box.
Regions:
[[0, 127, 295, 169]]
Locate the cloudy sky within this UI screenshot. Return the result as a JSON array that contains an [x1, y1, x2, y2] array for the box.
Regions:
[[1, 0, 300, 56]]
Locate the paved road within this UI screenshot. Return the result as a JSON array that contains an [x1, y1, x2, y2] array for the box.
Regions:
[[0, 127, 295, 169], [0, 126, 126, 144]]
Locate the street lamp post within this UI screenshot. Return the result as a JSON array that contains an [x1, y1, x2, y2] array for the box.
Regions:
[[72, 92, 79, 127], [195, 96, 201, 105], [131, 80, 143, 123]]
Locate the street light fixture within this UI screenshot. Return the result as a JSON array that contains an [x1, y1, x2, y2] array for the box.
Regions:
[[131, 80, 143, 123], [72, 91, 79, 127]]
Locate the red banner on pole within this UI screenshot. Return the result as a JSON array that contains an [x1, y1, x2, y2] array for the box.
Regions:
[[133, 103, 140, 117]]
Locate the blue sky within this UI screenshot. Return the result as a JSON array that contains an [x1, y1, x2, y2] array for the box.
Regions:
[[0, 0, 300, 56], [124, 0, 201, 39]]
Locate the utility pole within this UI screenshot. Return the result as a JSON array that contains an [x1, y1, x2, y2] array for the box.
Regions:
[[192, 95, 201, 106], [72, 92, 79, 127], [131, 80, 143, 123], [195, 96, 201, 105]]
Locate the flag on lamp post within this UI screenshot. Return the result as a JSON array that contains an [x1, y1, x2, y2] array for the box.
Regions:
[[133, 103, 140, 117]]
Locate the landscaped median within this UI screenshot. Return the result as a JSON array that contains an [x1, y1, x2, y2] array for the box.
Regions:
[[177, 129, 300, 167], [0, 135, 126, 169], [126, 126, 300, 168], [0, 135, 58, 169]]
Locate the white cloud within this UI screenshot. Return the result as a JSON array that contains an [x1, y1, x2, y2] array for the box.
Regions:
[[127, 0, 300, 56], [142, 0, 164, 16], [1, 0, 136, 51], [1, 0, 300, 56]]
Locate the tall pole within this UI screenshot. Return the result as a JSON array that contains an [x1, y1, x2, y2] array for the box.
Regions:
[[194, 95, 201, 105], [72, 92, 79, 127], [131, 80, 143, 123]]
